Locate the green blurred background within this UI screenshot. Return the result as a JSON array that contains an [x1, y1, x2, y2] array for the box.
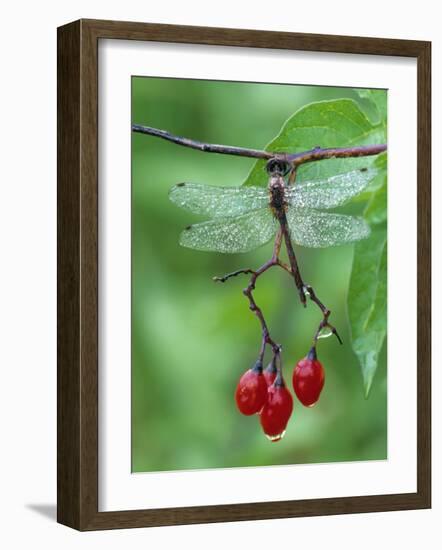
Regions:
[[131, 77, 387, 473]]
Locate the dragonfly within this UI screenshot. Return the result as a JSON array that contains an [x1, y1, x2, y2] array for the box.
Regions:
[[169, 159, 375, 254]]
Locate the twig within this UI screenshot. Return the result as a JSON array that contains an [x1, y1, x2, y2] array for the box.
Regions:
[[243, 267, 281, 361], [213, 268, 255, 283], [132, 124, 273, 160], [132, 124, 386, 167], [287, 144, 387, 167], [304, 284, 343, 345]]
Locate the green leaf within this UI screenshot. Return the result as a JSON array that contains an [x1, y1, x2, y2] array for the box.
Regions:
[[243, 99, 386, 187], [356, 152, 387, 223], [356, 89, 387, 127], [347, 140, 387, 395], [348, 146, 387, 396], [364, 180, 387, 225], [348, 228, 387, 397]]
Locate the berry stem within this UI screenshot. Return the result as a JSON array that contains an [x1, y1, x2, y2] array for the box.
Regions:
[[304, 284, 343, 345], [242, 257, 282, 359], [273, 352, 285, 386]]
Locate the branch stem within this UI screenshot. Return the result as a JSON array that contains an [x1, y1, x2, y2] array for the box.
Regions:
[[132, 124, 273, 160], [243, 262, 281, 359], [132, 124, 387, 167], [287, 144, 387, 167]]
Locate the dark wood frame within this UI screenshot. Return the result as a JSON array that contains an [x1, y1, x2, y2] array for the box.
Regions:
[[57, 18, 431, 531]]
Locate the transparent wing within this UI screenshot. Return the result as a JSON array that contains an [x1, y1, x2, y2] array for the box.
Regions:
[[287, 208, 371, 248], [286, 168, 377, 209], [179, 208, 278, 253], [169, 183, 269, 218]]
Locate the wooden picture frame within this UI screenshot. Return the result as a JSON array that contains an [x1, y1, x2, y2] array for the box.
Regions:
[[57, 18, 431, 530]]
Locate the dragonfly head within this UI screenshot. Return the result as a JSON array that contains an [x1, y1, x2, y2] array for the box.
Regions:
[[266, 158, 291, 177], [267, 158, 290, 203]]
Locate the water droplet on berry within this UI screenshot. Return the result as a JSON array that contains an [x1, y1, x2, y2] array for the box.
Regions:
[[265, 430, 286, 442], [260, 381, 293, 439]]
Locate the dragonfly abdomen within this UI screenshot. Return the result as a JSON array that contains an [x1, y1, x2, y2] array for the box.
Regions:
[[269, 181, 287, 219]]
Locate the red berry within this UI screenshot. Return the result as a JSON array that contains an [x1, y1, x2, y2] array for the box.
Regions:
[[263, 358, 278, 386], [235, 361, 268, 415], [293, 347, 325, 407], [260, 374, 293, 441]]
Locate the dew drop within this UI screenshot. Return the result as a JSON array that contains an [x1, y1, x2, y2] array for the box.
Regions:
[[265, 430, 286, 442], [317, 326, 333, 339]]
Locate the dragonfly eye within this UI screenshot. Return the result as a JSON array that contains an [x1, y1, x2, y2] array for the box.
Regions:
[[266, 158, 291, 177]]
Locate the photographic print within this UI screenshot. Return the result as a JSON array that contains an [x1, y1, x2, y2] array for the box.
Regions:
[[57, 20, 431, 530], [57, 19, 431, 530], [131, 77, 388, 473]]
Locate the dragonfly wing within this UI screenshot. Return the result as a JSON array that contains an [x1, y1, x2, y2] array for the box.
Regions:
[[287, 208, 371, 248], [179, 208, 278, 253], [169, 183, 269, 218], [287, 168, 377, 209]]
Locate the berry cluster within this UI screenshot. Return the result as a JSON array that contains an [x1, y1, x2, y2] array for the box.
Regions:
[[235, 347, 324, 441]]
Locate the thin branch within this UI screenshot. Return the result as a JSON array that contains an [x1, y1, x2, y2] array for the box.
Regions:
[[132, 124, 274, 160], [213, 268, 255, 283], [287, 144, 387, 167], [242, 260, 281, 359], [304, 284, 343, 345], [132, 124, 387, 165]]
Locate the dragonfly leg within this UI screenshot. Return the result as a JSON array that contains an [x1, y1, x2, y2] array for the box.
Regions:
[[271, 227, 283, 261], [277, 260, 292, 274], [278, 214, 307, 306], [287, 167, 297, 186]]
